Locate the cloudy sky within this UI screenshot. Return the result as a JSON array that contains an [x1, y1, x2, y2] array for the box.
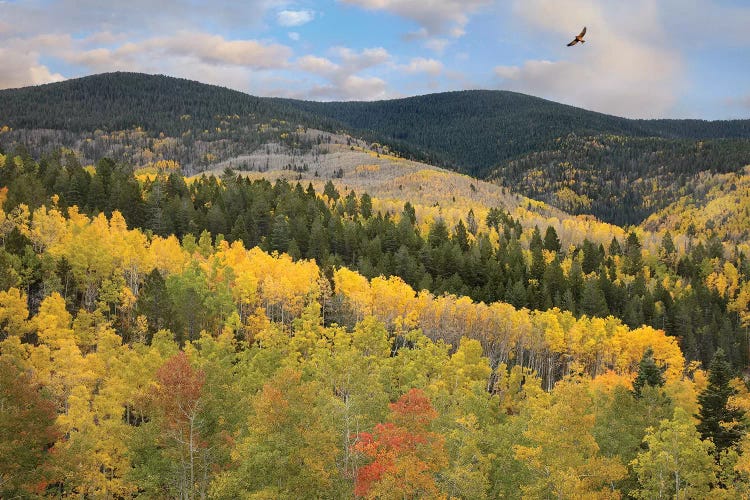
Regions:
[[1, 0, 748, 119]]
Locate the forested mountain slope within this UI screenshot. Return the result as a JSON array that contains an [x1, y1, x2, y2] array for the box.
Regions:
[[490, 134, 750, 226], [282, 91, 750, 177], [0, 72, 331, 134], [2, 72, 749, 225], [642, 165, 750, 246], [1, 150, 750, 498], [3, 73, 750, 498]]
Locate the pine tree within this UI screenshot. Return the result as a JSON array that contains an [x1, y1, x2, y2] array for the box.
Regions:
[[529, 226, 543, 252], [323, 180, 339, 202], [466, 208, 478, 235], [580, 278, 609, 317], [543, 226, 561, 253], [624, 231, 643, 275], [697, 349, 746, 454], [268, 214, 290, 253], [360, 193, 372, 219], [453, 219, 469, 251], [428, 218, 449, 248], [633, 347, 666, 398], [608, 237, 622, 256]]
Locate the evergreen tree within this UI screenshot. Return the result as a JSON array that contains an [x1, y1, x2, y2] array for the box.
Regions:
[[402, 202, 416, 224], [135, 269, 171, 337], [624, 232, 643, 275], [466, 208, 478, 235], [359, 193, 372, 219], [530, 245, 546, 282], [580, 278, 609, 317], [428, 218, 449, 248], [661, 231, 676, 256], [268, 214, 291, 253], [453, 220, 470, 251], [344, 190, 358, 217], [543, 225, 561, 253], [529, 226, 543, 252], [608, 237, 622, 256], [581, 239, 602, 274], [696, 349, 746, 455], [632, 347, 666, 398], [323, 180, 339, 201]]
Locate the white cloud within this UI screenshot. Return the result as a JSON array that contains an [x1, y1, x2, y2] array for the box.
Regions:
[[331, 46, 391, 71], [423, 38, 450, 53], [295, 47, 393, 100], [338, 0, 491, 38], [298, 55, 340, 77], [60, 33, 292, 71], [0, 0, 287, 37], [310, 75, 388, 100], [277, 9, 315, 27], [153, 33, 292, 69], [0, 47, 65, 89], [288, 32, 300, 41], [494, 0, 685, 118], [401, 57, 443, 76]]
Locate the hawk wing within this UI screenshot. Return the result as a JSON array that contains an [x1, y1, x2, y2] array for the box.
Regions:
[[579, 26, 587, 38], [567, 38, 579, 46]]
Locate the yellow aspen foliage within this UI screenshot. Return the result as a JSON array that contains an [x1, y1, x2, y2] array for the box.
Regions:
[[515, 376, 626, 499], [612, 325, 684, 382], [589, 370, 634, 393], [30, 205, 67, 252], [0, 203, 30, 243], [441, 338, 492, 394], [149, 234, 188, 276], [494, 363, 543, 415], [728, 281, 750, 328], [0, 335, 32, 370], [371, 275, 419, 332], [334, 266, 373, 322], [0, 287, 31, 337], [35, 292, 74, 347], [51, 377, 135, 498]]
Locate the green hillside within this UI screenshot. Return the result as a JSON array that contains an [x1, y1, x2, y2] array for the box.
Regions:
[[2, 72, 748, 177], [2, 72, 749, 225]]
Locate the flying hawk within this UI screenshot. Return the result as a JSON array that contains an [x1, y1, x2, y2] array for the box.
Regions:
[[567, 27, 587, 46]]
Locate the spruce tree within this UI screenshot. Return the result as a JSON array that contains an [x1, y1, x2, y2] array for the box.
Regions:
[[696, 349, 746, 454], [543, 225, 561, 253], [359, 193, 372, 219], [632, 347, 665, 398], [453, 220, 469, 251], [580, 278, 609, 317]]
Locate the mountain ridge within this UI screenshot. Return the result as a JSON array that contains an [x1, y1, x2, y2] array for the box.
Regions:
[[2, 72, 749, 226], [2, 72, 749, 172]]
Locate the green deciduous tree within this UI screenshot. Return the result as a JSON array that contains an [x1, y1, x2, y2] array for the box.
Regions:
[[632, 407, 716, 499]]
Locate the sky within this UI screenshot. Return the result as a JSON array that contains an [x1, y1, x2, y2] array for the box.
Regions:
[[0, 0, 748, 119]]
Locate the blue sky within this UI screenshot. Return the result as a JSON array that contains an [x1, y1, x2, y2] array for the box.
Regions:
[[1, 0, 748, 119]]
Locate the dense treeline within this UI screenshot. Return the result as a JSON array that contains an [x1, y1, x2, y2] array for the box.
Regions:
[[2, 148, 749, 369], [2, 72, 748, 180], [0, 197, 749, 498], [492, 134, 750, 225], [0, 72, 337, 136], [642, 165, 750, 245], [270, 91, 750, 178]]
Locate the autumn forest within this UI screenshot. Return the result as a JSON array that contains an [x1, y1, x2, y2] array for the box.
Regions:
[[2, 73, 750, 498]]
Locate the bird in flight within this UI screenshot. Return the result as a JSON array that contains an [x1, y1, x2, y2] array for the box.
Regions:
[[567, 27, 587, 46]]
